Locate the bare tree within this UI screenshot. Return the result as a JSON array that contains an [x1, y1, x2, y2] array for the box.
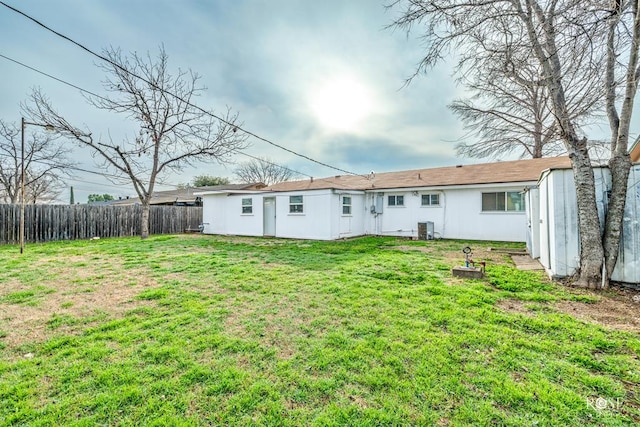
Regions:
[[451, 19, 603, 160], [0, 119, 73, 204], [233, 157, 298, 186], [24, 171, 64, 204], [452, 71, 563, 159], [390, 0, 639, 288], [25, 47, 249, 238], [453, 63, 563, 159]]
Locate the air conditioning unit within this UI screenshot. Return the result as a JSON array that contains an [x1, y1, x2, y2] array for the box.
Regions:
[[418, 221, 435, 240]]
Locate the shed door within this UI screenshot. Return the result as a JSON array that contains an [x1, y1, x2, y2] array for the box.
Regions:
[[263, 197, 276, 236]]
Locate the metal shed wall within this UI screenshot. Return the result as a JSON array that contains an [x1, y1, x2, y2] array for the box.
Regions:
[[612, 165, 640, 283], [537, 165, 640, 284]]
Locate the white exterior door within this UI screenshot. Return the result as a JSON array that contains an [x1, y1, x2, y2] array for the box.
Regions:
[[263, 197, 276, 236]]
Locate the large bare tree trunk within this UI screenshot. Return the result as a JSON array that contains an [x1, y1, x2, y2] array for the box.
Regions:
[[141, 202, 150, 240], [601, 0, 639, 285], [568, 140, 604, 288], [604, 153, 632, 281]]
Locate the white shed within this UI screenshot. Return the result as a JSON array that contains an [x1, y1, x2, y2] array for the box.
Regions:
[[529, 164, 640, 284]]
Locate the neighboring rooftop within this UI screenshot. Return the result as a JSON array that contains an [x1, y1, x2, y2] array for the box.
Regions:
[[265, 156, 573, 192], [112, 183, 265, 206]]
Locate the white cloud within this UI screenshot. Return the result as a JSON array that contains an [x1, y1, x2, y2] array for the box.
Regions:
[[0, 0, 478, 202]]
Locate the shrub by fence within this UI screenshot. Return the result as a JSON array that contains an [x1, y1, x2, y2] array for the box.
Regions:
[[0, 204, 203, 244]]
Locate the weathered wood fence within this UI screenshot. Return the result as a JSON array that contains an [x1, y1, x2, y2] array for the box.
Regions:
[[0, 204, 203, 244]]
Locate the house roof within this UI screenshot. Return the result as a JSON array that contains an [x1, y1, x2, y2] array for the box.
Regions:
[[265, 156, 573, 192], [111, 183, 265, 205]]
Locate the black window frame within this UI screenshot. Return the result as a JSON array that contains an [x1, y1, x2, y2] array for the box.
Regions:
[[388, 195, 404, 207], [421, 193, 440, 206]]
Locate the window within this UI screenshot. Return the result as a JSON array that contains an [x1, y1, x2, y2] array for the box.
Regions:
[[388, 195, 404, 206], [342, 196, 352, 215], [241, 198, 253, 214], [421, 194, 440, 206], [482, 191, 524, 212], [289, 195, 304, 213]]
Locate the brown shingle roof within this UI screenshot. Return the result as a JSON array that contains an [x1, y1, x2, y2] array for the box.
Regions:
[[111, 183, 265, 205], [266, 157, 572, 192]]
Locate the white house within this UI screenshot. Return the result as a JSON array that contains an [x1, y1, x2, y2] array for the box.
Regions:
[[198, 157, 571, 242], [527, 163, 640, 284]]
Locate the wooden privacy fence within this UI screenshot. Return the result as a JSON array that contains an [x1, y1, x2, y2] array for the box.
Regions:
[[0, 204, 203, 244]]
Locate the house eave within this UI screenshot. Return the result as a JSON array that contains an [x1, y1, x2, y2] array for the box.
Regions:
[[196, 189, 270, 196]]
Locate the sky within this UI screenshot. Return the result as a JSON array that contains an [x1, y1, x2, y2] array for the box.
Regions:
[[0, 0, 595, 203]]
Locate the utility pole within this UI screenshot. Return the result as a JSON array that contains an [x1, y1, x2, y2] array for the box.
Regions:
[[20, 118, 25, 254]]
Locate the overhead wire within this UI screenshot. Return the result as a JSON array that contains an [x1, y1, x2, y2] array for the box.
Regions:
[[0, 53, 108, 102], [0, 51, 327, 184], [0, 52, 318, 184], [0, 152, 178, 192], [0, 1, 362, 177]]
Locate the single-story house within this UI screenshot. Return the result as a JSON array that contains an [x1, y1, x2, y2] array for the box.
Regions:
[[526, 163, 640, 284], [197, 157, 571, 242], [111, 183, 265, 207]]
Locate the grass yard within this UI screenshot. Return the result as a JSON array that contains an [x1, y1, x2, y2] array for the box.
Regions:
[[0, 235, 639, 426]]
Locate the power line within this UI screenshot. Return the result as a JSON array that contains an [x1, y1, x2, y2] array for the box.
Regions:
[[0, 1, 362, 177], [0, 53, 108, 102], [0, 51, 311, 184], [235, 151, 313, 179]]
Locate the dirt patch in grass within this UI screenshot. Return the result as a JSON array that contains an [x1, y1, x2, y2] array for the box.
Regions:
[[391, 245, 508, 262], [554, 287, 640, 334], [0, 257, 160, 349], [496, 299, 538, 317], [499, 287, 640, 334]]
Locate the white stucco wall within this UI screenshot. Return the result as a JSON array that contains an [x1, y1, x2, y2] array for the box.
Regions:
[[443, 186, 529, 241], [202, 190, 367, 240], [331, 192, 366, 239], [201, 193, 264, 237], [268, 190, 367, 240], [202, 183, 534, 243], [201, 193, 228, 235], [365, 184, 531, 242], [270, 190, 333, 240]]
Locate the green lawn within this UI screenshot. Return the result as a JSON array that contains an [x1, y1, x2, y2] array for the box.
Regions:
[[0, 235, 638, 426]]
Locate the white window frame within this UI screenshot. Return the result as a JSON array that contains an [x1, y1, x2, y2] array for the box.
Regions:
[[342, 196, 352, 215], [421, 193, 440, 207], [388, 195, 404, 207], [481, 191, 524, 212], [289, 195, 304, 214], [241, 197, 253, 214]]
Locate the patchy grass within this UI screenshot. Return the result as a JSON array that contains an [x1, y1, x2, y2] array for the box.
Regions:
[[0, 235, 638, 426]]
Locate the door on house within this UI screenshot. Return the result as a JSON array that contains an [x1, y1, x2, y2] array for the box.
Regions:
[[263, 197, 276, 236]]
